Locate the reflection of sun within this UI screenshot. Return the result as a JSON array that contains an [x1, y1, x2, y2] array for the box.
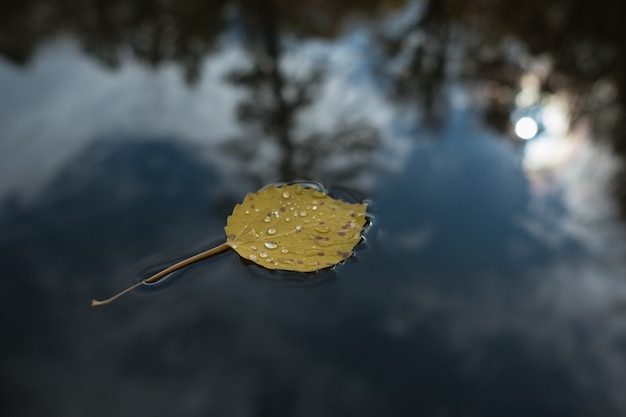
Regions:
[[517, 87, 621, 230], [513, 89, 581, 193], [514, 116, 538, 139], [522, 97, 575, 170]]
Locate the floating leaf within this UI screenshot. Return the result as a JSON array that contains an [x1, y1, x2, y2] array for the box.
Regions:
[[225, 184, 367, 272], [92, 183, 367, 306]]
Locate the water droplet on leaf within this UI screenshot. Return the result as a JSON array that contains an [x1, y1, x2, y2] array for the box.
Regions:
[[264, 241, 278, 249]]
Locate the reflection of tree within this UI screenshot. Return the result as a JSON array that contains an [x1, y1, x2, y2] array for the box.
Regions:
[[438, 0, 626, 217], [378, 0, 451, 128], [378, 0, 626, 218], [0, 0, 228, 82], [1, 0, 394, 187], [0, 0, 405, 82], [223, 0, 381, 187], [378, 0, 626, 134], [449, 0, 626, 137]]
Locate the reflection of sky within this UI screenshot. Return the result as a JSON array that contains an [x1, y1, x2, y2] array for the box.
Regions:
[[372, 106, 626, 414], [0, 33, 409, 202], [0, 38, 243, 201], [2, 14, 626, 417]]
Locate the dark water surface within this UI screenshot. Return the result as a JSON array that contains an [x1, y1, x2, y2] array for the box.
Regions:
[[2, 1, 626, 416]]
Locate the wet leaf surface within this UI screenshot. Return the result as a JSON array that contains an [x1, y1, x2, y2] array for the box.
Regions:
[[225, 184, 368, 272]]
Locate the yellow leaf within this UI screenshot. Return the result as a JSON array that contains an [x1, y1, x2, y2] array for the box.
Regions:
[[225, 184, 368, 272], [92, 183, 368, 306]]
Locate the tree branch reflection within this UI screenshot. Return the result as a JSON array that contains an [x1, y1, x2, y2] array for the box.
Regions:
[[223, 0, 382, 187]]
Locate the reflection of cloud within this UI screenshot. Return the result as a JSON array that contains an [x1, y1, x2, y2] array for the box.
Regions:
[[0, 33, 414, 204], [294, 33, 414, 185], [369, 101, 626, 415], [523, 127, 624, 255], [0, 38, 244, 202], [381, 252, 626, 414], [223, 28, 413, 189], [294, 32, 395, 136], [382, 224, 432, 251]]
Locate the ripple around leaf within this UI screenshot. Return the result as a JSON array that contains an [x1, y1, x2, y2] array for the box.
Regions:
[[92, 183, 368, 306], [225, 183, 368, 272]]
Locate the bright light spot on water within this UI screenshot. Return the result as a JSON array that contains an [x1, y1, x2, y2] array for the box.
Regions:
[[542, 100, 569, 136], [515, 117, 539, 140], [523, 136, 566, 171]]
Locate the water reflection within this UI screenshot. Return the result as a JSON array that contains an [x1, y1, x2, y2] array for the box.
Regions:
[[0, 0, 228, 82], [2, 1, 626, 416], [378, 0, 450, 128], [222, 0, 381, 185], [377, 0, 626, 209], [373, 109, 626, 415]]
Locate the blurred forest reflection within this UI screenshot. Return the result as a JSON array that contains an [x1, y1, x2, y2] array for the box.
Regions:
[[0, 0, 403, 80], [223, 0, 382, 186], [2, 0, 625, 207]]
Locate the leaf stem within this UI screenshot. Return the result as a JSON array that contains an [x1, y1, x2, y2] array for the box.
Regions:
[[91, 241, 230, 307]]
